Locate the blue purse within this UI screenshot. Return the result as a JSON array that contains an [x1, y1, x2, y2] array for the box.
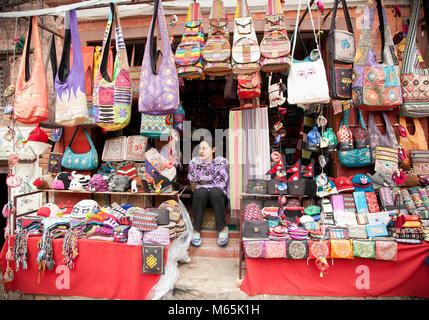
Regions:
[[338, 108, 371, 167], [365, 224, 388, 238], [61, 128, 99, 171]]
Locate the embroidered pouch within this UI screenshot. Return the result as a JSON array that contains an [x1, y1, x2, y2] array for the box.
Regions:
[[265, 240, 286, 258], [353, 239, 376, 259], [375, 240, 398, 261], [243, 240, 265, 258], [286, 239, 309, 260], [330, 239, 354, 259], [141, 244, 165, 275]]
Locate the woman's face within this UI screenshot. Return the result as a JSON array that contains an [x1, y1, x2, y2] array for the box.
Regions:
[[199, 141, 214, 161]]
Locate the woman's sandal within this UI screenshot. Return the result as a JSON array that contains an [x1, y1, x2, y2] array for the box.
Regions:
[[217, 226, 229, 246], [191, 232, 202, 247]]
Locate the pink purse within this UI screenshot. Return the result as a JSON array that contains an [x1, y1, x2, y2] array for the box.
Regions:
[[330, 194, 344, 212]]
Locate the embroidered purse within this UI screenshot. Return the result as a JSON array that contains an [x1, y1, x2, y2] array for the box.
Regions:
[[14, 16, 49, 124], [242, 220, 269, 239], [327, 226, 350, 239], [352, 0, 402, 110], [348, 225, 368, 239], [399, 0, 429, 117], [365, 192, 381, 213], [287, 0, 329, 105], [246, 179, 268, 194], [411, 150, 429, 176], [61, 128, 99, 171], [366, 212, 390, 225], [237, 72, 261, 99], [331, 239, 354, 259], [126, 135, 148, 162], [102, 136, 127, 162], [328, 0, 355, 100], [140, 113, 173, 139], [375, 240, 398, 261], [243, 240, 266, 258], [330, 194, 345, 212], [286, 239, 309, 260], [265, 240, 286, 258], [366, 224, 388, 237], [55, 10, 88, 127], [375, 147, 399, 174], [139, 0, 179, 115], [141, 244, 165, 275], [308, 240, 330, 260], [353, 239, 376, 259]]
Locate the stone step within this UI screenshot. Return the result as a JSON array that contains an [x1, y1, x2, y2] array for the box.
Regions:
[[200, 230, 240, 239], [188, 238, 241, 258]]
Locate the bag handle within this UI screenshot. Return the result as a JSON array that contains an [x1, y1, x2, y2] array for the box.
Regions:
[[266, 0, 283, 16], [24, 16, 35, 82], [289, 28, 310, 58], [355, 108, 367, 129], [330, 0, 353, 34], [187, 1, 203, 22], [99, 4, 115, 82], [44, 34, 58, 84], [66, 128, 96, 151], [401, 0, 429, 75], [149, 0, 161, 74], [340, 106, 350, 128], [209, 0, 227, 22], [291, 0, 320, 59]]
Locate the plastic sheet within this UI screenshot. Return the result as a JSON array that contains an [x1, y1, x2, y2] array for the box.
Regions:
[[147, 199, 193, 300]]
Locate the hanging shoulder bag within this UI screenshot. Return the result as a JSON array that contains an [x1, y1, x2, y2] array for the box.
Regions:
[[61, 128, 99, 171], [399, 117, 428, 170], [399, 0, 429, 117], [328, 0, 355, 100], [14, 16, 49, 124], [93, 3, 131, 131], [352, 0, 402, 110], [367, 111, 398, 164], [287, 0, 330, 105], [55, 9, 88, 127], [139, 0, 179, 115]]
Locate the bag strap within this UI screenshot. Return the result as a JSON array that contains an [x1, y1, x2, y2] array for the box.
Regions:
[[289, 29, 309, 57], [266, 0, 283, 16], [99, 4, 115, 82], [209, 0, 227, 21], [330, 0, 353, 34], [291, 0, 320, 59], [401, 0, 429, 75], [235, 0, 250, 18], [340, 107, 350, 128], [355, 108, 367, 129], [66, 128, 95, 150], [149, 0, 161, 75], [24, 16, 35, 82], [44, 34, 57, 84], [375, 0, 386, 64], [187, 1, 203, 22]]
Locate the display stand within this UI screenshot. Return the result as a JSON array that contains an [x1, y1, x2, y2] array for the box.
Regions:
[[239, 193, 305, 279]]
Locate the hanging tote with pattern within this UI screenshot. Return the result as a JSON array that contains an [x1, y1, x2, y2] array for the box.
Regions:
[[260, 0, 291, 73], [202, 0, 231, 76], [352, 0, 402, 110], [55, 10, 88, 127], [328, 0, 355, 100], [175, 2, 205, 80], [399, 117, 428, 170], [231, 0, 261, 75], [287, 0, 330, 105], [367, 111, 398, 164], [138, 0, 179, 115], [14, 16, 49, 124], [93, 4, 131, 131], [399, 0, 429, 117]]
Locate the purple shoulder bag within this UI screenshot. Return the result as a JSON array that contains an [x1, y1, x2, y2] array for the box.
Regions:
[[138, 0, 179, 115]]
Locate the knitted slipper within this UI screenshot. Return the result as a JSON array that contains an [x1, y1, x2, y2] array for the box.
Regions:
[[217, 226, 229, 246], [191, 232, 201, 247]]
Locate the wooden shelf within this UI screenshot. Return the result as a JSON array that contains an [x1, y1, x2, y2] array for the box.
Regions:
[[41, 189, 179, 197], [241, 193, 307, 198]]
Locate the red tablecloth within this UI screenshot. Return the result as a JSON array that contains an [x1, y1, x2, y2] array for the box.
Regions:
[[240, 242, 429, 298], [0, 235, 168, 300]]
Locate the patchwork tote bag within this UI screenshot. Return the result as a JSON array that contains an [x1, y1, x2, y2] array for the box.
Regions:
[[352, 0, 402, 110], [260, 0, 291, 73], [40, 34, 63, 129], [54, 10, 88, 127], [138, 0, 179, 115], [287, 0, 330, 105], [93, 3, 132, 131], [14, 16, 49, 124], [61, 128, 99, 171], [231, 0, 261, 75], [175, 2, 205, 79], [328, 0, 355, 100], [202, 0, 231, 76], [399, 0, 429, 117]]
